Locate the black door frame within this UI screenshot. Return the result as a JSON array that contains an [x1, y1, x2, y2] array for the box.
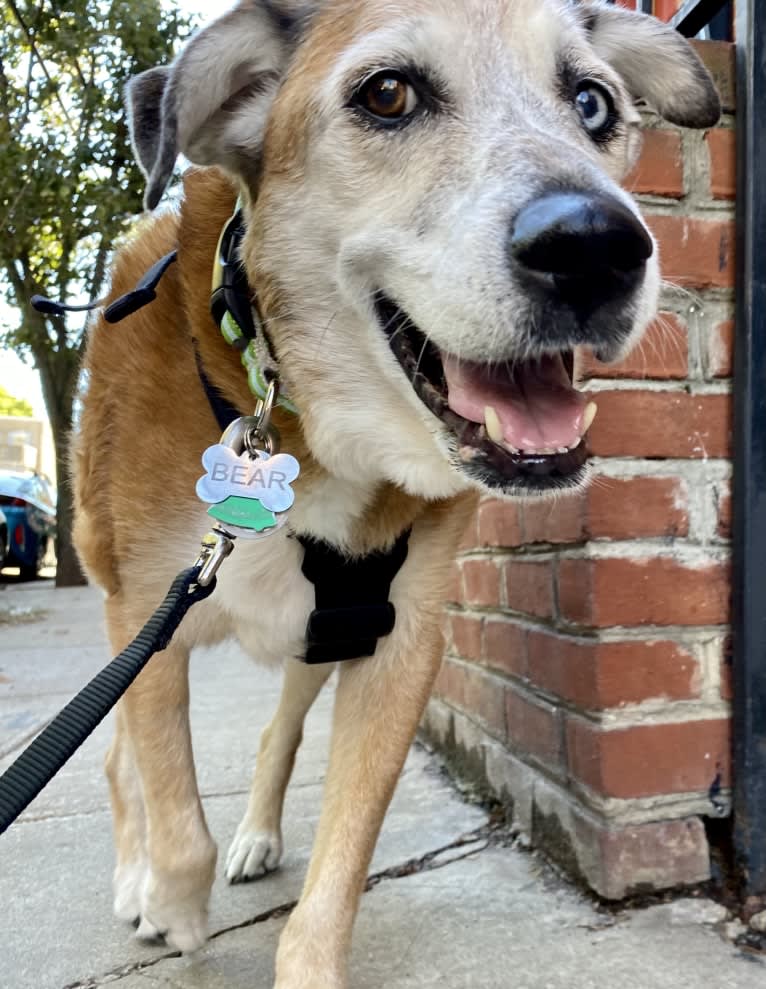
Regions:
[[671, 0, 766, 898], [730, 0, 766, 898]]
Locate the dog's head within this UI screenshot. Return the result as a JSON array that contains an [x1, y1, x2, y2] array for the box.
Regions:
[[127, 0, 719, 499]]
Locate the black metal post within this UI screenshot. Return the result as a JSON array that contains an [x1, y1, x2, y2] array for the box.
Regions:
[[671, 0, 728, 36], [732, 0, 766, 897]]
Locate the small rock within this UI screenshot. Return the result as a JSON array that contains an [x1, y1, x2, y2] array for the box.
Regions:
[[668, 898, 728, 926], [749, 910, 766, 933], [725, 920, 747, 940]]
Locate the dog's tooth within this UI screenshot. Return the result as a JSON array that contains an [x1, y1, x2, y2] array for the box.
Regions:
[[557, 447, 569, 454], [541, 447, 556, 455], [484, 405, 504, 444], [581, 401, 598, 434], [505, 443, 520, 455]]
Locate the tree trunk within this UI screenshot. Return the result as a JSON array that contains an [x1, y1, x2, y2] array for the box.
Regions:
[[53, 426, 86, 587], [30, 334, 87, 589]]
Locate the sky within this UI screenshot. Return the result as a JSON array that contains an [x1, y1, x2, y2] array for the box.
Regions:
[[0, 0, 230, 420]]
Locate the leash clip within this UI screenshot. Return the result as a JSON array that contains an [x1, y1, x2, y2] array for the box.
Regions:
[[195, 530, 235, 587]]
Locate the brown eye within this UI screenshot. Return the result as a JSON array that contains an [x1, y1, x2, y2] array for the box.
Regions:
[[356, 72, 418, 121]]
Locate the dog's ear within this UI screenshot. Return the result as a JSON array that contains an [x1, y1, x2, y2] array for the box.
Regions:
[[126, 3, 313, 210], [582, 3, 720, 128]]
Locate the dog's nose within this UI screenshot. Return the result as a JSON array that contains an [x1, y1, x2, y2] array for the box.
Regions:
[[509, 191, 653, 312]]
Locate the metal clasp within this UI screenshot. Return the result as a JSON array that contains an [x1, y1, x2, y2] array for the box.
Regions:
[[195, 530, 235, 587]]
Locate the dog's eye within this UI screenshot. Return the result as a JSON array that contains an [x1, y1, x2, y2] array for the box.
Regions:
[[354, 72, 419, 122], [575, 82, 614, 139]]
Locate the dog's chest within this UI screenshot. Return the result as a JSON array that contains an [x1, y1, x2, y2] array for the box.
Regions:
[[212, 532, 315, 665]]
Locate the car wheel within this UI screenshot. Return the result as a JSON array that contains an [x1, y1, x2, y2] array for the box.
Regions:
[[18, 537, 48, 581]]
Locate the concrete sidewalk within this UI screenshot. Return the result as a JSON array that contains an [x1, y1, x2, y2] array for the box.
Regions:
[[0, 581, 762, 989]]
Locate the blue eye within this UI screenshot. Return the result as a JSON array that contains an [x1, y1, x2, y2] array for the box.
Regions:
[[575, 83, 613, 138]]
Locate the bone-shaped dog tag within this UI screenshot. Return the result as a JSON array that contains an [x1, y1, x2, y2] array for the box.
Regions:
[[196, 441, 300, 539]]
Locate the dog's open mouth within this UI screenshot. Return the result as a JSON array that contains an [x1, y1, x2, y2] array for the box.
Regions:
[[375, 294, 594, 491]]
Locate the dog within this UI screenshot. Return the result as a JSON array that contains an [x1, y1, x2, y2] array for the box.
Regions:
[[72, 1, 720, 985]]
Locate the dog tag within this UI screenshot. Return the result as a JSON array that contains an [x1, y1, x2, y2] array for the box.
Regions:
[[196, 442, 300, 539]]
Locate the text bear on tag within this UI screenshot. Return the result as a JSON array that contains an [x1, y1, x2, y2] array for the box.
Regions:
[[197, 445, 300, 513]]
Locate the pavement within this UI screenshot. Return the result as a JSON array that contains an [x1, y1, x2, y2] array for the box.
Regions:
[[1, 580, 763, 989]]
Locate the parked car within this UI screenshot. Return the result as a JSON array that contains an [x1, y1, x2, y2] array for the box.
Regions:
[[0, 470, 56, 579], [0, 507, 8, 570]]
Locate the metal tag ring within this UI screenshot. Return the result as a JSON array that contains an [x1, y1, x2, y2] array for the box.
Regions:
[[253, 379, 279, 434]]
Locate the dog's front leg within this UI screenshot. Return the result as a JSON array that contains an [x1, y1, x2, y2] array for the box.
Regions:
[[106, 602, 216, 953], [273, 627, 443, 989], [227, 661, 333, 882]]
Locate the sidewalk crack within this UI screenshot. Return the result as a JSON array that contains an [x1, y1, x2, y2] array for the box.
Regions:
[[60, 827, 490, 988]]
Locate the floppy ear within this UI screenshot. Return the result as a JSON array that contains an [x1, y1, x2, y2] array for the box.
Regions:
[[583, 3, 721, 128], [126, 2, 312, 210]]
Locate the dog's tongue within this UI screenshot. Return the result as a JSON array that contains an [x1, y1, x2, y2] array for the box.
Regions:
[[442, 353, 587, 451]]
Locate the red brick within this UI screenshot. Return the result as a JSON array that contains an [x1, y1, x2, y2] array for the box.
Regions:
[[693, 41, 736, 114], [585, 476, 689, 540], [709, 319, 734, 379], [647, 215, 735, 290], [477, 499, 522, 548], [596, 817, 710, 899], [531, 794, 710, 898], [504, 559, 554, 618], [566, 717, 731, 799], [587, 390, 731, 459], [521, 493, 585, 544], [557, 557, 731, 627], [579, 313, 688, 380], [463, 666, 507, 739], [434, 660, 506, 739], [449, 615, 483, 662], [483, 618, 526, 678], [624, 130, 684, 198], [462, 559, 502, 607], [458, 512, 479, 552], [706, 129, 736, 200], [717, 483, 731, 540], [506, 688, 562, 769], [526, 629, 700, 709], [434, 658, 465, 708], [447, 563, 463, 604]]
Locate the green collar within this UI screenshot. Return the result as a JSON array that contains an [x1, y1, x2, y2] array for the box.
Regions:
[[210, 204, 298, 415]]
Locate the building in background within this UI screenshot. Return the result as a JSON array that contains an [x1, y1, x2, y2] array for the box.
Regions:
[[0, 416, 56, 483]]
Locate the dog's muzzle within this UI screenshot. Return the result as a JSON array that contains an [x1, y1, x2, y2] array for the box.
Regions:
[[375, 191, 653, 495]]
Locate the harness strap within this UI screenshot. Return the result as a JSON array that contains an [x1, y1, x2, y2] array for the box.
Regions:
[[299, 530, 410, 664], [194, 346, 242, 433]]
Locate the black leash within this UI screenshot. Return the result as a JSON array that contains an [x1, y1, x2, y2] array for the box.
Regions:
[[0, 566, 216, 835]]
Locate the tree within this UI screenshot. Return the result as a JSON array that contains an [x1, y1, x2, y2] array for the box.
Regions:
[[0, 386, 34, 417], [0, 0, 191, 586]]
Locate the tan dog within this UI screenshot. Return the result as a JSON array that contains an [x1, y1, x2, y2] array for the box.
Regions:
[[72, 1, 719, 986]]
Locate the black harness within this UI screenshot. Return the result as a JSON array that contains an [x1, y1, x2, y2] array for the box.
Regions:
[[33, 214, 410, 665]]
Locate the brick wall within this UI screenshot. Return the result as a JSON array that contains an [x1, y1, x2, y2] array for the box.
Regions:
[[423, 43, 737, 900]]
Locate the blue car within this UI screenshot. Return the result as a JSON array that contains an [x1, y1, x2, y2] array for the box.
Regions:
[[0, 508, 8, 569], [0, 471, 56, 579]]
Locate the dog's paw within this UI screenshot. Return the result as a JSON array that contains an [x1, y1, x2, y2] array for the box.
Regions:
[[118, 839, 216, 953], [133, 866, 214, 953], [135, 894, 210, 954], [225, 826, 283, 883], [113, 859, 148, 924]]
